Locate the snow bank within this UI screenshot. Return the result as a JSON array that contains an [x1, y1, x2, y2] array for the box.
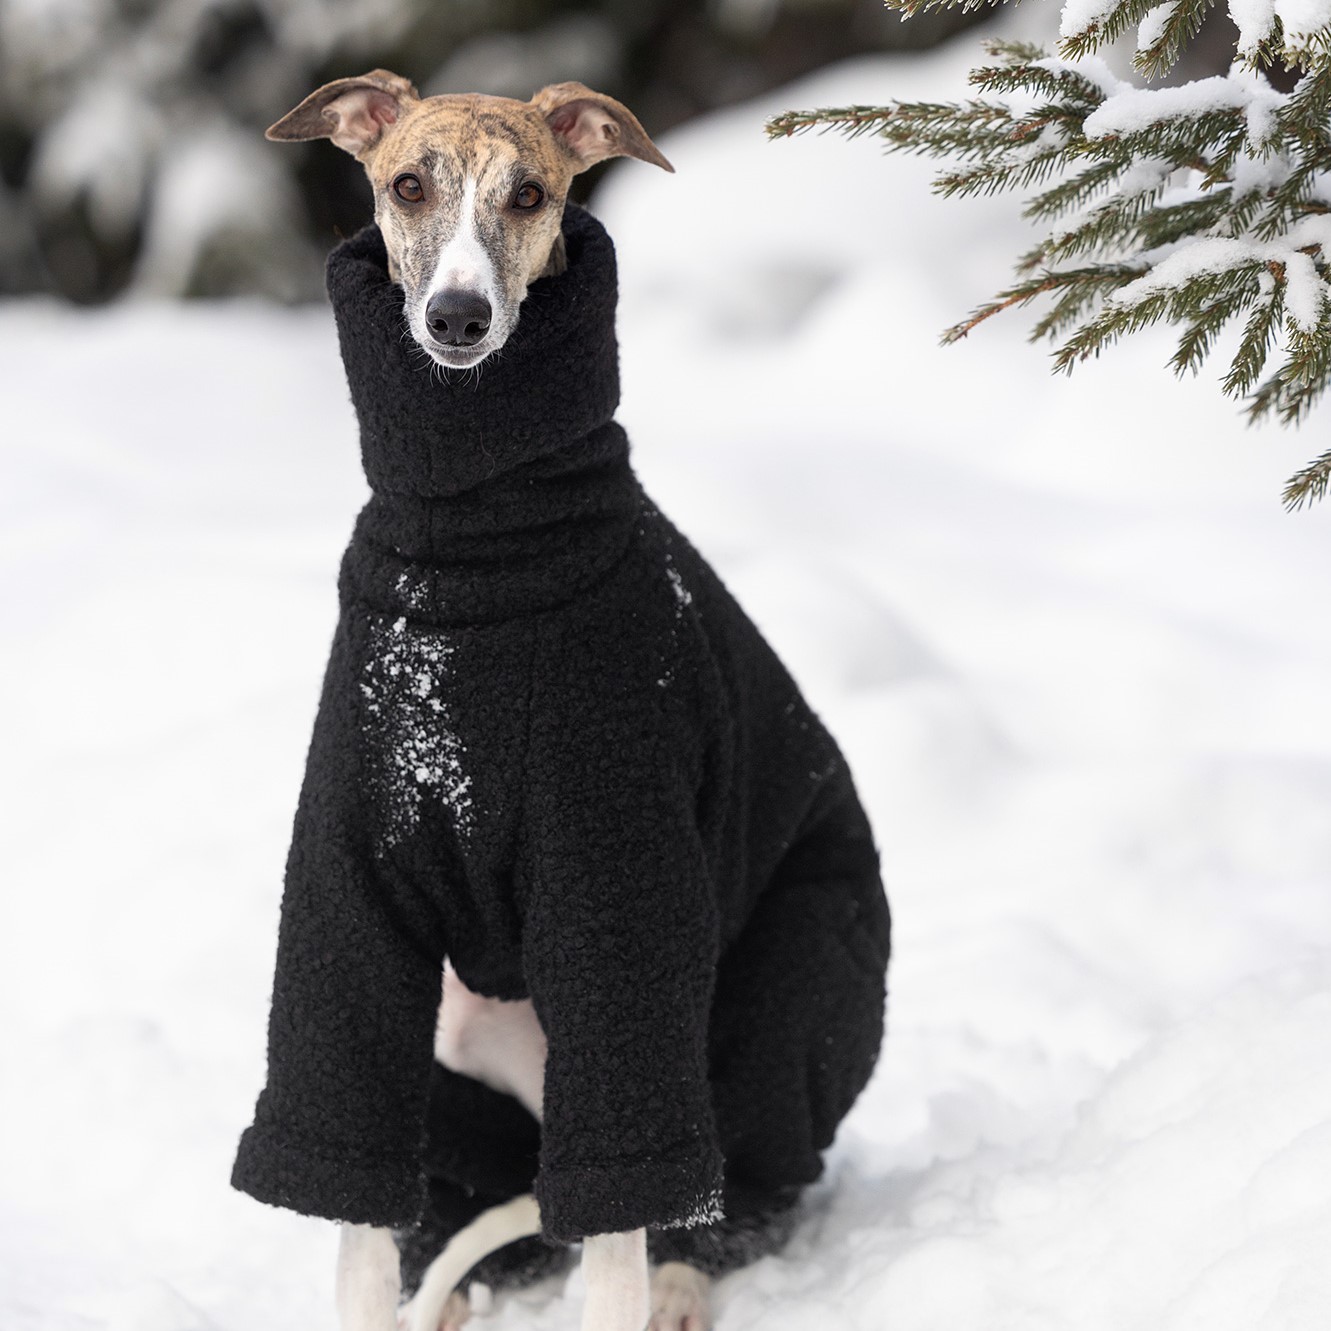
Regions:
[[2, 31, 1330, 1331]]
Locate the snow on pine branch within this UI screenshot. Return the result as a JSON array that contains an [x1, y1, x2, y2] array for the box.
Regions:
[[884, 0, 1331, 53], [770, 0, 1331, 505], [1112, 219, 1331, 330], [1216, 0, 1330, 55], [1080, 70, 1284, 143]]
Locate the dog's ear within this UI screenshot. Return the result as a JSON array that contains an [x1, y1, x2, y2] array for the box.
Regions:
[[531, 83, 674, 175], [266, 70, 419, 158]]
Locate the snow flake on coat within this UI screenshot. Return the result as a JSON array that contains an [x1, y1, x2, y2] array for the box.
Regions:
[[359, 615, 473, 852]]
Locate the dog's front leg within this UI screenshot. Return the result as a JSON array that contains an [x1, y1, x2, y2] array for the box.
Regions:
[[336, 1223, 401, 1331], [581, 1228, 649, 1331]]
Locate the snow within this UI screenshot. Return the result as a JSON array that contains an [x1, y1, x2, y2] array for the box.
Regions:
[[1275, 0, 1331, 44], [1111, 234, 1270, 296], [1033, 52, 1129, 100], [1283, 249, 1330, 331], [3, 30, 1331, 1331], [1059, 0, 1123, 41], [1229, 0, 1281, 55], [1231, 0, 1331, 50], [1081, 73, 1282, 139], [360, 616, 473, 851], [1232, 144, 1293, 196], [1110, 225, 1331, 334], [1136, 1, 1178, 50]]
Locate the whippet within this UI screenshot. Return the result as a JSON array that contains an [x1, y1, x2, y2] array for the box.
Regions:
[[266, 73, 708, 1331]]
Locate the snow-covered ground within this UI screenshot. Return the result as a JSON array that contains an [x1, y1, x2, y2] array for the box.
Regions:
[[3, 34, 1330, 1331]]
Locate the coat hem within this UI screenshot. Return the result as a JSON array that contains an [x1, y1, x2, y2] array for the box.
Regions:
[[231, 1122, 425, 1228], [535, 1149, 725, 1244]]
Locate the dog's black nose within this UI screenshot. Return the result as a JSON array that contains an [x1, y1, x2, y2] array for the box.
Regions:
[[425, 290, 492, 347]]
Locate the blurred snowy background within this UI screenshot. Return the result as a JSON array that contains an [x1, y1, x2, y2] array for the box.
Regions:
[[3, 2, 1331, 1330], [0, 0, 980, 302]]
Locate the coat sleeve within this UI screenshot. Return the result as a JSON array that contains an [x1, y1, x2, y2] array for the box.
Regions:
[[232, 627, 445, 1228], [519, 663, 726, 1244]]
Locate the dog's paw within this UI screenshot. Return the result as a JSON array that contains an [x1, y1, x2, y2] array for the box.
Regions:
[[398, 1288, 471, 1331], [649, 1263, 711, 1331]]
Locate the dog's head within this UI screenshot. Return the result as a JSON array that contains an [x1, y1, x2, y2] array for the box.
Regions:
[[268, 71, 672, 370]]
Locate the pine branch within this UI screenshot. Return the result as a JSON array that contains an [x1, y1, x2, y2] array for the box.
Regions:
[[969, 60, 1109, 110], [764, 106, 901, 140], [1171, 295, 1243, 375], [1223, 285, 1285, 395], [1281, 26, 1331, 67], [767, 14, 1331, 502], [1024, 161, 1133, 224], [1221, 188, 1266, 240], [984, 40, 1050, 65], [1060, 0, 1161, 60], [1100, 109, 1247, 175], [1133, 0, 1218, 81], [885, 0, 1004, 18], [878, 102, 1025, 160], [935, 146, 1084, 198], [1027, 187, 1167, 268], [1253, 164, 1331, 242], [941, 275, 1067, 341], [1053, 262, 1269, 369], [1289, 62, 1331, 127], [942, 266, 1144, 342], [1137, 193, 1235, 250], [1272, 323, 1331, 421], [1028, 268, 1144, 340], [1282, 448, 1331, 509]]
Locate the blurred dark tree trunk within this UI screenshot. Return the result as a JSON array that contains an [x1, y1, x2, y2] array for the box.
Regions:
[[621, 0, 989, 135]]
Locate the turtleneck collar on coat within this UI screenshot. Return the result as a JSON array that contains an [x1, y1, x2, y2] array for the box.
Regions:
[[326, 203, 642, 627]]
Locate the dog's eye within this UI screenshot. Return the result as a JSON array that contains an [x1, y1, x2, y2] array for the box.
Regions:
[[513, 182, 545, 211], [393, 174, 424, 204]]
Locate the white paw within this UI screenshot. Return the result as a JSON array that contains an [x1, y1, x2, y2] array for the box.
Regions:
[[649, 1263, 712, 1331]]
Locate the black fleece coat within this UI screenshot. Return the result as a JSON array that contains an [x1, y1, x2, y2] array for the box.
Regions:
[[232, 205, 890, 1246]]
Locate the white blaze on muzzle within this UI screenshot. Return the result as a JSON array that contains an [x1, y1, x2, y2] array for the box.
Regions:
[[426, 176, 495, 314]]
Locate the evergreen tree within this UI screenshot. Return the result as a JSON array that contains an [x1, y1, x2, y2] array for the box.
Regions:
[[768, 0, 1331, 508]]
